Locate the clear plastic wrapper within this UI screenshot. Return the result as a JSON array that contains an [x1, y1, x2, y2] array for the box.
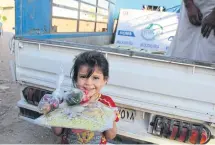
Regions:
[[37, 67, 116, 131], [35, 101, 116, 132], [64, 88, 89, 106], [38, 69, 90, 114], [38, 69, 65, 114], [38, 94, 60, 114]]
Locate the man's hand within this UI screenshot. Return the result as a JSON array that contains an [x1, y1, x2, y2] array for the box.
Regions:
[[201, 10, 215, 38], [184, 0, 203, 26]]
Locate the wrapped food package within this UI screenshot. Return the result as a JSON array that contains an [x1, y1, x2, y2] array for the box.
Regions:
[[38, 94, 60, 114], [38, 69, 65, 114], [64, 88, 89, 106], [35, 101, 116, 132], [36, 68, 116, 131], [38, 88, 89, 114]]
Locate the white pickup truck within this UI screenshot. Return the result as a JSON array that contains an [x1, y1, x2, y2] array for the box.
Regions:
[[11, 36, 215, 144]]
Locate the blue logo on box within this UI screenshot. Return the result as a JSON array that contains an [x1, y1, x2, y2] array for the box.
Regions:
[[118, 30, 135, 37]]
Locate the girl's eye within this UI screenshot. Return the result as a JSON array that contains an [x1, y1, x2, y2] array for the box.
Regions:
[[93, 76, 99, 80], [80, 75, 87, 78]]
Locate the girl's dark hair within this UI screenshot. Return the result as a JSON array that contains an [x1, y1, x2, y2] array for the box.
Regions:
[[70, 51, 109, 86]]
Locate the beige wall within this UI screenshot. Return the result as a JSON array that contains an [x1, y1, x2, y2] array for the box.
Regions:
[[0, 0, 14, 8], [52, 18, 108, 33], [0, 0, 14, 32], [1, 8, 15, 33], [54, 35, 112, 45]]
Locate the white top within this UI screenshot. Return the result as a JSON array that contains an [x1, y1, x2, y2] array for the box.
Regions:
[[167, 0, 215, 63]]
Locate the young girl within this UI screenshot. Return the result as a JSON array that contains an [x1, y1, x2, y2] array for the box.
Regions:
[[52, 51, 120, 144]]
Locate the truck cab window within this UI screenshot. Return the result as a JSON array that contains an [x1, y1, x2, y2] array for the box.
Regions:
[[51, 0, 110, 33]]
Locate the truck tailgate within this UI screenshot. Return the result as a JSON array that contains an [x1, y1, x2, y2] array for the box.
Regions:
[[14, 39, 215, 123]]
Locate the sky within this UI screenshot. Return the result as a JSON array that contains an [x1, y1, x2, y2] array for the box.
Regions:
[[114, 0, 182, 18]]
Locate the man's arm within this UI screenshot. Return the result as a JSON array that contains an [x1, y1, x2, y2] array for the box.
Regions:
[[183, 0, 202, 26], [201, 8, 215, 38], [183, 0, 194, 8]]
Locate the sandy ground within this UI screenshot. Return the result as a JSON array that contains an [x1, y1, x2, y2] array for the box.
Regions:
[[0, 32, 60, 144]]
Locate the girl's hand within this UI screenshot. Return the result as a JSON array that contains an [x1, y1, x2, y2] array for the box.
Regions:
[[103, 121, 117, 140], [113, 108, 120, 122], [103, 109, 119, 140], [52, 127, 63, 136], [80, 89, 90, 105]]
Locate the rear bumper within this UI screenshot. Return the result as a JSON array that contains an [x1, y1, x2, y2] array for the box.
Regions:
[[16, 85, 215, 145], [16, 99, 186, 145]]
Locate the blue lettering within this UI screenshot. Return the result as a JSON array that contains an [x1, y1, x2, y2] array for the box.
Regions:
[[140, 43, 159, 49], [118, 30, 135, 37], [116, 40, 133, 45]]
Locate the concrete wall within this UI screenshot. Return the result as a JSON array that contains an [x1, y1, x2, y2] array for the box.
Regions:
[[1, 8, 15, 33], [0, 0, 14, 7], [54, 35, 113, 46], [0, 0, 15, 33]]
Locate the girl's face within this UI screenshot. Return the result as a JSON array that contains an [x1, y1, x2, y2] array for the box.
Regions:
[[76, 65, 108, 99]]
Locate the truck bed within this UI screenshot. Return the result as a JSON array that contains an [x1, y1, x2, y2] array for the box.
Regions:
[[14, 37, 215, 122], [13, 37, 215, 144]]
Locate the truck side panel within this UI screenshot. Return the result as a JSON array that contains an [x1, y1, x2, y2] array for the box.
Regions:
[[15, 40, 215, 123]]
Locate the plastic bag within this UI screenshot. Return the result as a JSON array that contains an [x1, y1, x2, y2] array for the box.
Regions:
[[38, 69, 65, 114], [38, 94, 60, 114], [35, 101, 116, 132], [64, 88, 89, 106], [36, 67, 116, 132]]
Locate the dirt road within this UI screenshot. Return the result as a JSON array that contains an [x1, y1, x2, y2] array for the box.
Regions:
[[0, 32, 60, 143]]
